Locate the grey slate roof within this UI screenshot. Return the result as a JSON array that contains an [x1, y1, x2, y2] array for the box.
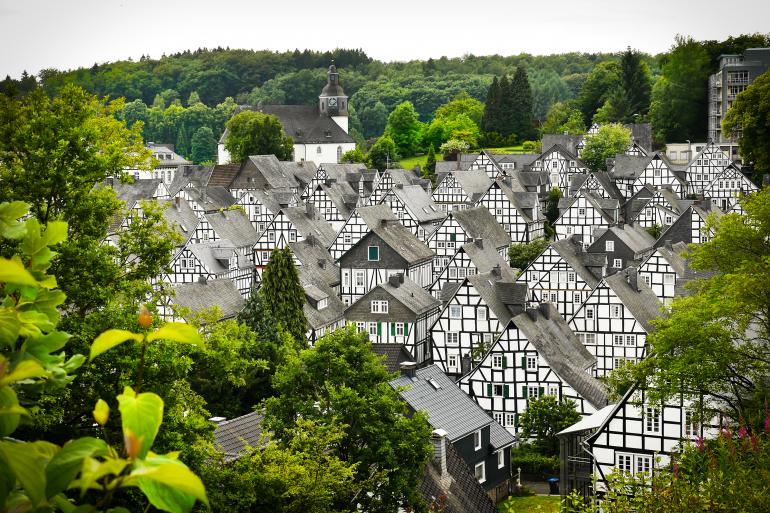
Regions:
[[240, 155, 300, 190], [390, 364, 515, 448], [513, 170, 551, 190], [315, 180, 358, 218], [356, 203, 399, 228], [593, 223, 655, 258], [622, 185, 655, 222], [220, 105, 354, 145], [492, 153, 540, 170], [187, 241, 252, 275], [451, 171, 493, 202], [185, 186, 237, 211], [159, 198, 199, 247], [148, 143, 191, 168], [511, 304, 609, 409], [461, 241, 516, 275], [610, 154, 651, 180], [204, 209, 259, 248], [110, 178, 163, 204], [626, 123, 652, 152], [542, 134, 583, 157], [551, 237, 604, 287], [289, 238, 339, 289], [466, 268, 524, 326], [283, 205, 337, 248], [168, 165, 214, 196], [300, 275, 345, 330], [371, 344, 415, 373], [213, 411, 265, 462], [171, 278, 245, 320], [604, 270, 663, 333], [379, 275, 441, 315], [282, 160, 317, 189], [364, 218, 435, 265], [452, 207, 510, 250]]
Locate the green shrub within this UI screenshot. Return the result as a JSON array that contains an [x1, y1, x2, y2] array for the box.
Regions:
[[510, 445, 560, 478]]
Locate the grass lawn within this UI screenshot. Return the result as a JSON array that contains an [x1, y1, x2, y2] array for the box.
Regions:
[[485, 145, 526, 153], [398, 145, 528, 169], [498, 495, 561, 513]]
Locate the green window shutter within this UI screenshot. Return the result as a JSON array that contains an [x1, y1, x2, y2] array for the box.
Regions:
[[368, 246, 379, 261], [503, 356, 508, 368], [377, 322, 382, 336], [521, 356, 526, 369], [404, 324, 409, 336], [486, 383, 492, 397], [504, 385, 509, 398], [450, 233, 456, 242], [390, 323, 395, 336], [521, 386, 527, 399], [514, 413, 519, 427], [539, 387, 544, 397]]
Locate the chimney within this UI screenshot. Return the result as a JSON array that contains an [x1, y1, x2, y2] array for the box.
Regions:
[[389, 274, 401, 287], [174, 196, 181, 211], [299, 158, 305, 166], [395, 183, 404, 190], [198, 276, 208, 285], [317, 258, 326, 269], [305, 202, 314, 217], [306, 234, 315, 246], [617, 220, 624, 228], [627, 268, 639, 291], [664, 239, 673, 251], [539, 302, 550, 320], [526, 307, 538, 321], [431, 429, 451, 488], [491, 264, 501, 278], [461, 353, 472, 375], [380, 218, 388, 228], [474, 237, 483, 248], [400, 361, 417, 378]]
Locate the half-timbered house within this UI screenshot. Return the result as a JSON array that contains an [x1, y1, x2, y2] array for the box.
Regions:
[[300, 275, 345, 344], [431, 170, 492, 212], [478, 179, 544, 242], [427, 207, 510, 281], [233, 187, 296, 234], [654, 201, 722, 247], [530, 145, 587, 196], [328, 204, 397, 261], [174, 185, 236, 219], [629, 153, 685, 198], [391, 364, 516, 502], [367, 168, 430, 205], [703, 163, 758, 212], [306, 180, 358, 233], [624, 186, 685, 231], [685, 141, 731, 195], [430, 266, 526, 379], [198, 209, 259, 261], [554, 190, 618, 246], [338, 218, 433, 305], [569, 172, 623, 200], [608, 154, 653, 199], [167, 165, 214, 197], [467, 150, 506, 180], [428, 240, 513, 301], [587, 223, 655, 274], [638, 241, 697, 307], [165, 241, 254, 296], [517, 236, 605, 319], [568, 269, 661, 377], [346, 273, 441, 362], [379, 183, 446, 240], [459, 303, 609, 436]]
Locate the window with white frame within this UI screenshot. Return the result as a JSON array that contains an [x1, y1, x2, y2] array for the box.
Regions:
[[664, 273, 675, 285], [497, 450, 505, 469], [447, 332, 459, 345], [448, 267, 457, 278], [611, 305, 622, 318], [342, 270, 350, 287], [448, 354, 458, 369], [268, 231, 275, 242], [494, 412, 503, 425], [645, 407, 661, 433], [505, 413, 515, 427], [613, 258, 622, 268], [578, 208, 586, 216], [606, 240, 615, 252], [636, 455, 652, 475], [289, 231, 296, 243], [642, 274, 651, 287], [526, 356, 537, 370], [483, 333, 493, 344], [395, 323, 404, 336], [568, 272, 576, 282], [548, 385, 559, 396], [449, 305, 462, 318], [343, 233, 351, 244], [573, 292, 581, 304], [586, 306, 595, 321], [370, 300, 389, 314], [477, 306, 487, 320], [475, 461, 486, 483], [355, 271, 365, 287], [684, 410, 698, 437], [368, 322, 377, 336], [261, 251, 269, 261], [473, 430, 482, 451], [614, 334, 624, 346], [492, 355, 503, 369], [355, 321, 365, 332], [614, 357, 632, 369], [616, 454, 632, 473], [527, 386, 539, 399], [625, 334, 636, 346]]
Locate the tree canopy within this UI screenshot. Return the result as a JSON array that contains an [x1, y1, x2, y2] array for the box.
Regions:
[[224, 110, 293, 163], [723, 68, 770, 174], [579, 123, 632, 171], [259, 247, 307, 345]]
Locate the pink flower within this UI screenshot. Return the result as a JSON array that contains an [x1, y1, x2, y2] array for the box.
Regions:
[[751, 434, 758, 451], [695, 436, 705, 451], [721, 427, 732, 439], [764, 415, 770, 434], [738, 426, 748, 439]]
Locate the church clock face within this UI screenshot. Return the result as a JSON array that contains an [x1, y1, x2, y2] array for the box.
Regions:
[[328, 97, 338, 107]]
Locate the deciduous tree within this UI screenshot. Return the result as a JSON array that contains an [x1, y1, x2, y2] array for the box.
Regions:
[[224, 110, 293, 163], [519, 395, 581, 455], [579, 123, 632, 171], [384, 101, 423, 157], [722, 68, 770, 174]]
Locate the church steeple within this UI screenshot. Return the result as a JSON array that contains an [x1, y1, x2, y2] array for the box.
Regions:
[[319, 61, 348, 123]]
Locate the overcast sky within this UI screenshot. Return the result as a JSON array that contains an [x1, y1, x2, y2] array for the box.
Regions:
[[2, 0, 769, 77]]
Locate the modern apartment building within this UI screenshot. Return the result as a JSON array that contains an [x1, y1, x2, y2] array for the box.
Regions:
[[708, 48, 770, 143]]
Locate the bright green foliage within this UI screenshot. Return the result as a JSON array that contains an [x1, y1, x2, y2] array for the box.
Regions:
[[224, 110, 293, 163], [579, 123, 632, 171], [340, 148, 367, 164], [259, 247, 307, 345], [439, 139, 470, 159], [646, 223, 663, 240], [509, 238, 551, 271], [384, 101, 424, 157], [541, 101, 586, 135], [634, 188, 770, 422], [433, 91, 484, 126], [200, 419, 356, 513], [545, 187, 563, 225], [423, 112, 480, 150], [518, 395, 581, 455], [509, 445, 560, 478], [189, 126, 217, 164], [723, 68, 770, 174], [367, 135, 398, 170], [576, 61, 621, 126], [0, 202, 207, 513], [530, 69, 572, 120], [263, 327, 432, 513], [357, 100, 389, 139], [423, 144, 437, 184], [565, 426, 770, 512]]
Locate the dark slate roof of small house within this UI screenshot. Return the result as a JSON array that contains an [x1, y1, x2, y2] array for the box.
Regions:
[[390, 364, 515, 448], [435, 160, 468, 174], [110, 178, 163, 204], [148, 143, 191, 168], [159, 198, 199, 247], [282, 160, 317, 189], [378, 275, 441, 315], [356, 203, 399, 228], [551, 237, 604, 287], [591, 224, 655, 257], [207, 163, 242, 188], [466, 268, 523, 325], [371, 344, 415, 373], [289, 238, 339, 289], [506, 189, 541, 223], [172, 278, 245, 320], [388, 169, 432, 191], [317, 180, 358, 218], [439, 282, 463, 303], [187, 241, 251, 275], [623, 185, 655, 221], [513, 170, 550, 188], [452, 171, 493, 202], [320, 163, 368, 180], [244, 155, 300, 190], [283, 205, 337, 248], [610, 154, 651, 180], [452, 207, 510, 250], [185, 186, 237, 211], [540, 143, 580, 162], [204, 209, 259, 248], [168, 165, 214, 196], [511, 305, 609, 409], [390, 185, 446, 224], [604, 270, 662, 333], [541, 134, 583, 157], [220, 105, 354, 145], [357, 218, 434, 265], [421, 439, 499, 513], [300, 275, 345, 330], [213, 411, 265, 462]]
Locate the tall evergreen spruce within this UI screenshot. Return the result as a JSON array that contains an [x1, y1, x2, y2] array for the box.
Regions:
[[498, 74, 515, 137], [619, 47, 652, 121], [259, 247, 307, 346], [510, 66, 536, 140], [482, 76, 502, 134]]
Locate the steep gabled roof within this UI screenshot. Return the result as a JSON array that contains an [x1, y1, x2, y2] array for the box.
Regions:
[[451, 171, 493, 202], [452, 207, 510, 250], [591, 224, 655, 258], [467, 268, 525, 326], [359, 219, 434, 265], [610, 154, 652, 180], [159, 198, 199, 246], [109, 178, 163, 204], [622, 185, 655, 222], [289, 238, 339, 290], [390, 185, 446, 223], [299, 275, 345, 330], [511, 305, 609, 409], [377, 275, 441, 315], [541, 134, 583, 157], [604, 270, 662, 333], [461, 241, 515, 274], [220, 105, 354, 145], [168, 165, 214, 196], [213, 411, 266, 462], [171, 278, 245, 321], [207, 163, 241, 188], [204, 209, 259, 248], [371, 344, 415, 373], [184, 186, 237, 211], [283, 205, 337, 248], [551, 237, 604, 287]]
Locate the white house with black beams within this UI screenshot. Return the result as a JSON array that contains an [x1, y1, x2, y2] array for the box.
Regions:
[[328, 204, 397, 261], [477, 179, 544, 243], [379, 183, 446, 241], [685, 140, 731, 195], [703, 162, 758, 212], [554, 190, 618, 246]]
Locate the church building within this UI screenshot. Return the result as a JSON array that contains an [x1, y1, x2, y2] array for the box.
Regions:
[[218, 64, 356, 166]]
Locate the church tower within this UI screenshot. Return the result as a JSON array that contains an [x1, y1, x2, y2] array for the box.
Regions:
[[319, 63, 349, 133]]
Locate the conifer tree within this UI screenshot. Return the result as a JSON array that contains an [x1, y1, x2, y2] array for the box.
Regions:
[[619, 47, 652, 121], [498, 74, 515, 137], [259, 247, 307, 346], [482, 76, 502, 134], [422, 144, 437, 185], [510, 66, 536, 140], [176, 123, 190, 157]]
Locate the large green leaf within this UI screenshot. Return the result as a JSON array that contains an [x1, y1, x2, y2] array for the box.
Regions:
[[89, 330, 143, 361], [0, 359, 48, 386], [125, 455, 208, 513], [0, 201, 29, 239], [0, 257, 37, 286], [117, 387, 163, 459], [0, 386, 25, 437], [46, 437, 109, 498], [0, 440, 48, 506], [75, 456, 128, 496], [146, 323, 203, 347], [25, 331, 71, 360], [0, 459, 14, 506]]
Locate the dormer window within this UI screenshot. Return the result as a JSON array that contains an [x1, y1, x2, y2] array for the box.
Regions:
[[318, 297, 328, 310]]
